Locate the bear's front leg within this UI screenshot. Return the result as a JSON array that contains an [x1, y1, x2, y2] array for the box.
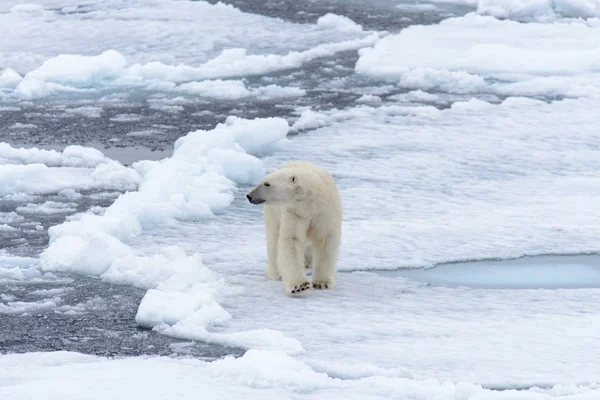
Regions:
[[263, 206, 280, 280], [277, 213, 311, 295]]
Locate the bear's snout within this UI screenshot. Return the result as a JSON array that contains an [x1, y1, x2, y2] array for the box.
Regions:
[[246, 192, 265, 205]]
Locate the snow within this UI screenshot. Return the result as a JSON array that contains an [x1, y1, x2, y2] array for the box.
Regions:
[[0, 349, 599, 399], [476, 0, 600, 20], [355, 14, 600, 97], [13, 93, 597, 394]]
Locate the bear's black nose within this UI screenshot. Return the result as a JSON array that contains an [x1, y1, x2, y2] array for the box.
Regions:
[[246, 194, 253, 202]]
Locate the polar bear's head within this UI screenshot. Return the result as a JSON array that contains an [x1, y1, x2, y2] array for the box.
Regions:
[[246, 167, 317, 206]]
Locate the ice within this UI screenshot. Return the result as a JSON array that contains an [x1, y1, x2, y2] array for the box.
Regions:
[[0, 224, 18, 232], [2, 0, 600, 396], [391, 255, 600, 289], [25, 50, 126, 86], [64, 106, 103, 118], [58, 189, 83, 201], [0, 163, 139, 196], [316, 13, 364, 33], [0, 143, 110, 168], [10, 123, 37, 129], [0, 68, 22, 88], [1, 350, 599, 399], [388, 89, 440, 103], [0, 0, 376, 101], [355, 14, 600, 97], [396, 3, 439, 11], [36, 116, 291, 350], [175, 80, 305, 100], [0, 297, 62, 315], [0, 212, 24, 224], [126, 130, 162, 137], [0, 106, 21, 111], [16, 201, 78, 215], [125, 33, 378, 83], [476, 0, 600, 20], [0, 143, 139, 195], [13, 79, 93, 100], [9, 4, 44, 14], [176, 80, 251, 99], [30, 287, 73, 297], [109, 113, 141, 122], [0, 252, 65, 285]]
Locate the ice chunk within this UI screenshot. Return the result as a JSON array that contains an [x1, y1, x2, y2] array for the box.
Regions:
[[126, 33, 380, 83], [477, 0, 600, 20], [0, 224, 17, 232], [0, 68, 22, 88], [41, 116, 289, 268], [40, 233, 133, 276], [176, 80, 252, 100], [64, 106, 103, 118], [25, 50, 126, 86], [16, 201, 78, 215], [0, 143, 139, 196], [0, 143, 110, 168], [316, 13, 364, 33], [10, 4, 44, 14], [355, 14, 600, 97], [0, 297, 62, 315], [58, 189, 83, 200], [13, 79, 91, 100], [355, 94, 382, 103]]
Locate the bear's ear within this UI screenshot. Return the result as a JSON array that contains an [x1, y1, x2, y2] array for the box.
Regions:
[[290, 176, 296, 183]]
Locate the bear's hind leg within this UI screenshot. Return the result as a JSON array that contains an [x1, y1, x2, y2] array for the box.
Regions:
[[311, 234, 340, 290], [304, 245, 312, 269]]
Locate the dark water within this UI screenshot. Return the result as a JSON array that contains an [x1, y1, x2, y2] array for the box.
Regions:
[[0, 274, 243, 358]]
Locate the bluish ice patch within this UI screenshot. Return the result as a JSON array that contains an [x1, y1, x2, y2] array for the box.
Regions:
[[387, 255, 600, 289]]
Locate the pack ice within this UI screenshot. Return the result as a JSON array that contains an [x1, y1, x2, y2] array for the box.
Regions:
[[1, 0, 600, 399]]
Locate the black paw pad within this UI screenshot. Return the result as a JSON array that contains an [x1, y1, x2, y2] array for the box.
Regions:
[[312, 282, 329, 289], [291, 282, 310, 294]]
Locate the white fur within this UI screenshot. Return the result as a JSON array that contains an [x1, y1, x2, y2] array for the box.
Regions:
[[247, 161, 342, 295]]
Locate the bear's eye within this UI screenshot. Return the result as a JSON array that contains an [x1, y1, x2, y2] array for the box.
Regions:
[[264, 182, 270, 187], [291, 176, 296, 183]]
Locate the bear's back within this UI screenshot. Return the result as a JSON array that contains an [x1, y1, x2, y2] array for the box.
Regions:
[[278, 160, 337, 191]]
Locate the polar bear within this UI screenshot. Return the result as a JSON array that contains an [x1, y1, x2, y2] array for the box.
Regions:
[[246, 161, 342, 295]]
